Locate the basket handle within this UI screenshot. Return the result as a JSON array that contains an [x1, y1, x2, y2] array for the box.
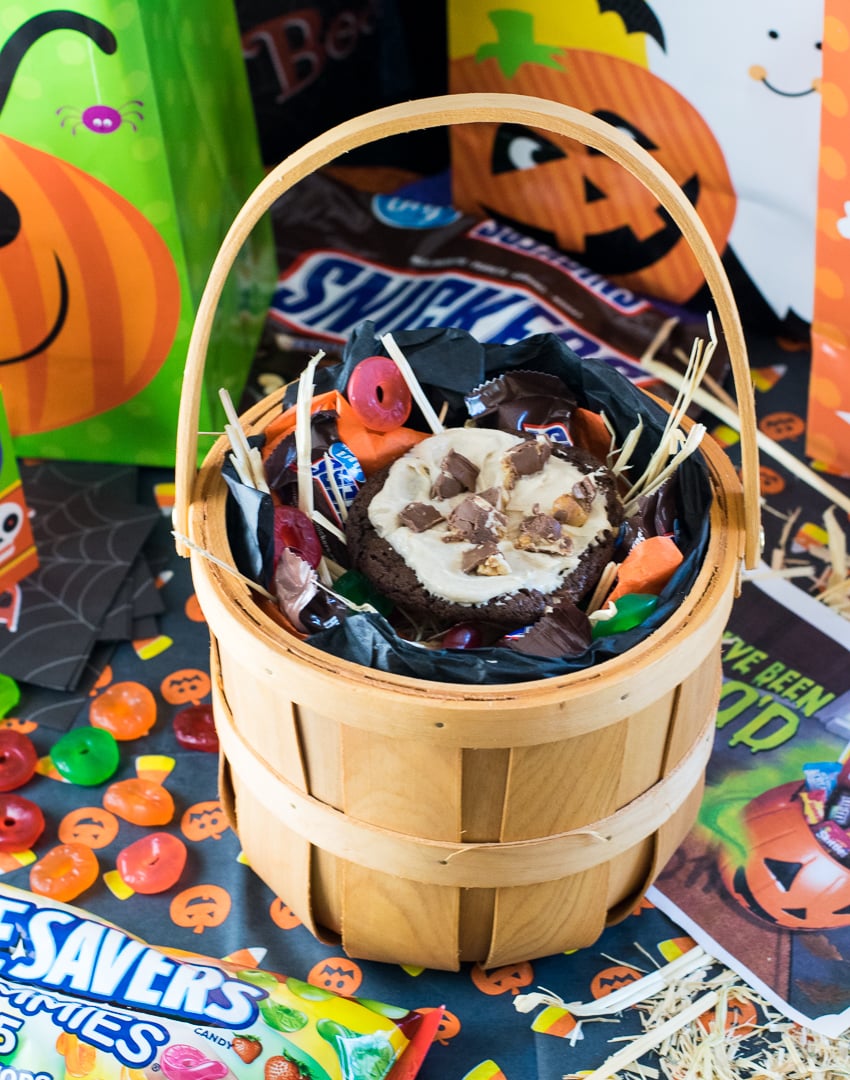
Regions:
[[175, 92, 760, 567]]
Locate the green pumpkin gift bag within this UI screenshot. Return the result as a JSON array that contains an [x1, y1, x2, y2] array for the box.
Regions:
[[0, 4, 275, 466]]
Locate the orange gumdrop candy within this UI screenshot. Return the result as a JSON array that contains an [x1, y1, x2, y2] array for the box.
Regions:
[[103, 777, 175, 826], [30, 843, 99, 902], [608, 535, 684, 604], [90, 682, 156, 740]]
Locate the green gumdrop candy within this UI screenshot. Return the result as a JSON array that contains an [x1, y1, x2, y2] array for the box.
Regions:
[[334, 570, 393, 618], [350, 997, 411, 1020], [591, 593, 659, 639], [259, 999, 308, 1032], [0, 673, 20, 718], [285, 976, 336, 1001], [316, 1020, 397, 1080], [235, 968, 279, 991]]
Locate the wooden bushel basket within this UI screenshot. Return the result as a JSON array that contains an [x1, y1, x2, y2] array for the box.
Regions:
[[174, 94, 761, 971]]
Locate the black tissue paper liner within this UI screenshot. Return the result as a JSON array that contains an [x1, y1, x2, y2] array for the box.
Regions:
[[256, 322, 714, 684]]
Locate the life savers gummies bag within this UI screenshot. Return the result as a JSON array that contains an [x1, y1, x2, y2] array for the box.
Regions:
[[0, 884, 440, 1080]]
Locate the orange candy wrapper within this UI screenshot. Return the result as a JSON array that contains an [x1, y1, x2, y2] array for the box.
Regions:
[[0, 883, 441, 1080], [262, 391, 428, 478], [608, 535, 684, 604]]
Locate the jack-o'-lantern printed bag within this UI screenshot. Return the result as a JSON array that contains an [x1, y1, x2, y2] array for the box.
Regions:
[[1, 3, 276, 467], [448, 1, 822, 321], [448, 2, 850, 475]]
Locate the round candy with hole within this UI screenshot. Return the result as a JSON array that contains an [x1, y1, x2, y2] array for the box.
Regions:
[[346, 355, 412, 432], [51, 727, 119, 786], [0, 793, 45, 851], [173, 704, 219, 753], [90, 681, 156, 740], [273, 505, 322, 570], [30, 843, 99, 902], [0, 729, 38, 791], [441, 623, 483, 650], [117, 832, 187, 894], [103, 777, 175, 826], [160, 1044, 228, 1080]]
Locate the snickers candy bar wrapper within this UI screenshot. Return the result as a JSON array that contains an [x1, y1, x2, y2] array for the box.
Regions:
[[0, 884, 439, 1080], [243, 171, 727, 406]]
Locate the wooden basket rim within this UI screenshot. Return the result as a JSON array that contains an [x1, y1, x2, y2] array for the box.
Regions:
[[174, 91, 761, 567], [186, 389, 743, 742]]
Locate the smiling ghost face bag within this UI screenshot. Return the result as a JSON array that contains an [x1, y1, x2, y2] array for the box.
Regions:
[[174, 95, 760, 971], [0, 3, 275, 467]]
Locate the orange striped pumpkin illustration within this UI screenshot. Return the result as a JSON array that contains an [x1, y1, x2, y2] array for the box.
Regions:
[[0, 12, 180, 436]]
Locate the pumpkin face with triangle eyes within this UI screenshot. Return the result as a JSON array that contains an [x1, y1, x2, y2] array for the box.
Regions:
[[449, 47, 735, 304], [720, 781, 850, 930]]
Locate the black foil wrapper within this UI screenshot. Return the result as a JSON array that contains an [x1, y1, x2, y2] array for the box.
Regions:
[[222, 436, 275, 589]]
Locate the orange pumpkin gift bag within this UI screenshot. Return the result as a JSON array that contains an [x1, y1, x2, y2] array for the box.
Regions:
[[448, 3, 824, 325], [0, 4, 276, 467]]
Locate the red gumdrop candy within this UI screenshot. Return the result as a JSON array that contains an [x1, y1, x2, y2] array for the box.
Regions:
[[273, 505, 322, 569], [30, 843, 99, 902], [441, 623, 483, 650], [0, 793, 45, 851], [173, 704, 219, 753], [117, 832, 187, 894], [347, 355, 412, 432], [0, 729, 38, 791]]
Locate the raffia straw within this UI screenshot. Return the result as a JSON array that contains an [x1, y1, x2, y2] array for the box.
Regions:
[[585, 561, 619, 615], [640, 357, 850, 518], [226, 441, 255, 489], [323, 457, 349, 523], [667, 346, 740, 415], [742, 565, 816, 581], [219, 388, 268, 492], [294, 350, 326, 518], [655, 326, 714, 457], [823, 506, 848, 589], [381, 332, 444, 434], [556, 957, 850, 1080], [625, 424, 707, 515], [588, 601, 617, 626], [770, 506, 801, 572], [609, 416, 644, 477], [516, 947, 712, 1020], [577, 990, 720, 1080], [312, 510, 346, 544], [640, 314, 679, 368], [623, 323, 715, 508], [816, 576, 850, 604], [314, 576, 377, 614], [172, 531, 275, 600]]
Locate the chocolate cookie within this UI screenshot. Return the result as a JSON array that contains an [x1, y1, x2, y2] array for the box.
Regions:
[[344, 428, 622, 629]]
